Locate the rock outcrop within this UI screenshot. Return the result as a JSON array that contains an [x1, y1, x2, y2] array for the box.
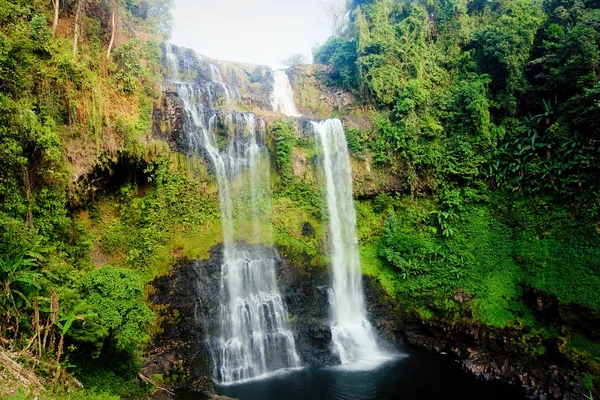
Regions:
[[363, 276, 596, 400], [144, 243, 338, 397], [143, 256, 219, 399]]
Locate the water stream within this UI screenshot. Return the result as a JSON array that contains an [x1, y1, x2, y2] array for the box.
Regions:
[[312, 119, 388, 367], [271, 70, 301, 117], [209, 346, 526, 400], [165, 43, 300, 384]]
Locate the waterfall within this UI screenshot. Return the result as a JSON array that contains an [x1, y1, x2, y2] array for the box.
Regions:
[[164, 43, 180, 81], [208, 62, 235, 104], [312, 119, 387, 367], [271, 70, 301, 117], [164, 43, 300, 384]]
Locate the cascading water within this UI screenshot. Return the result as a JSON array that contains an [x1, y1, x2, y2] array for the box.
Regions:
[[164, 43, 300, 384], [271, 70, 301, 117], [164, 43, 180, 80], [312, 119, 387, 367], [208, 62, 238, 104]]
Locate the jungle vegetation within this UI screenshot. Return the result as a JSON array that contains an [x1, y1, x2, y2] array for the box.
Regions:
[[312, 0, 600, 393], [0, 0, 599, 398]]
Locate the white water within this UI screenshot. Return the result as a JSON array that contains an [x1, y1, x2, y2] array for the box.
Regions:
[[271, 70, 301, 117], [165, 43, 300, 384], [164, 43, 180, 81], [208, 62, 234, 103], [312, 119, 387, 367]]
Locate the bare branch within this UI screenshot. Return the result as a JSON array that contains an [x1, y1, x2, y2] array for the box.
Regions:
[[321, 0, 349, 37], [281, 53, 309, 67]]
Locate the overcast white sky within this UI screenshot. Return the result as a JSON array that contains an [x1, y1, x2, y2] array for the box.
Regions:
[[170, 0, 332, 68]]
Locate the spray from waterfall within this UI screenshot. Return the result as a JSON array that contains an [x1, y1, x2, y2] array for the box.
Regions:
[[312, 119, 389, 368]]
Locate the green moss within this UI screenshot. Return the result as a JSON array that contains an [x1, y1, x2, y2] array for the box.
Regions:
[[292, 71, 331, 118], [171, 218, 221, 261], [86, 157, 220, 280], [583, 374, 598, 391], [272, 119, 297, 182], [416, 306, 435, 320]]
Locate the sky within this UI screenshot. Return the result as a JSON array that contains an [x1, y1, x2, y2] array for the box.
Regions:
[[170, 0, 332, 69]]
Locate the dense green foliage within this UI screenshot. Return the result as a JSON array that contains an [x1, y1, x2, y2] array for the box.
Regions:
[[360, 193, 600, 324], [312, 36, 360, 89], [0, 0, 181, 398], [314, 0, 600, 390], [315, 0, 600, 209], [0, 0, 599, 397]]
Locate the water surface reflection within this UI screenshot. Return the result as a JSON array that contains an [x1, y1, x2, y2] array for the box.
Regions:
[[179, 346, 525, 400]]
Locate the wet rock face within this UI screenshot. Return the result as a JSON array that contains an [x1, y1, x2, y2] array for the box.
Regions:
[[153, 43, 277, 156], [162, 43, 274, 107], [153, 82, 186, 152], [277, 251, 338, 366], [144, 255, 220, 399], [145, 243, 595, 400], [287, 64, 357, 119]]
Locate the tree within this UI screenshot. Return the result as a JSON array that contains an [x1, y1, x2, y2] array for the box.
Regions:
[[124, 0, 174, 38], [473, 0, 544, 114], [72, 0, 84, 56], [281, 53, 309, 67], [51, 0, 60, 37], [107, 0, 117, 59], [147, 0, 174, 38], [313, 36, 359, 89], [78, 266, 154, 354]]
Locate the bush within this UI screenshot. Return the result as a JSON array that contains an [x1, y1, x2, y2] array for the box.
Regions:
[[79, 266, 154, 354]]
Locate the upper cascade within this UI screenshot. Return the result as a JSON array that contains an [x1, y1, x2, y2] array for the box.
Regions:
[[164, 42, 241, 107], [163, 43, 274, 112], [312, 119, 389, 368], [164, 43, 304, 118], [271, 70, 301, 117]]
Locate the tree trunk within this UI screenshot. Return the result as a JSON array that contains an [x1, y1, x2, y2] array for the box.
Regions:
[[33, 297, 41, 357], [43, 291, 59, 352], [22, 165, 33, 227], [52, 0, 60, 38], [54, 334, 65, 384], [73, 0, 83, 56], [56, 334, 64, 364], [106, 7, 116, 59]]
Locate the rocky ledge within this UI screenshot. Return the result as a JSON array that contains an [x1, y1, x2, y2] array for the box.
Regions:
[[364, 276, 597, 400]]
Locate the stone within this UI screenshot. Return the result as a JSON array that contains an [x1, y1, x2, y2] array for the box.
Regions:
[[301, 221, 315, 237]]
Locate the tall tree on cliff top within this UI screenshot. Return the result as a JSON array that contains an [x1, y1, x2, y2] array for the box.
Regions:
[[107, 0, 116, 59], [51, 0, 60, 37], [72, 0, 84, 55], [321, 0, 349, 36]]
